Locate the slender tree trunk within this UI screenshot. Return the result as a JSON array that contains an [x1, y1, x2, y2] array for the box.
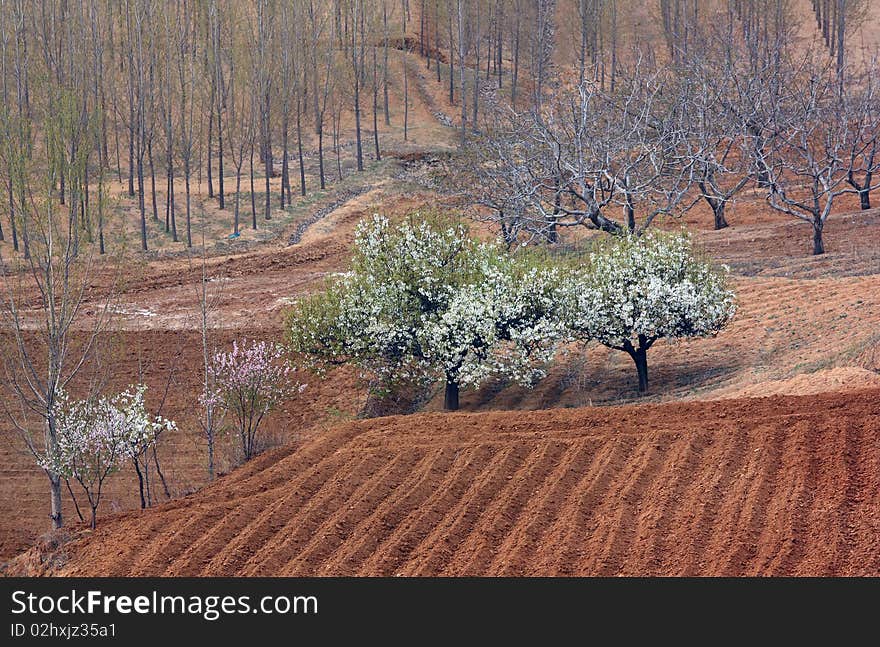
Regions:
[[296, 103, 306, 196], [234, 169, 241, 234], [264, 134, 272, 220], [448, 9, 455, 104], [137, 145, 146, 251], [512, 5, 520, 109], [207, 432, 215, 481], [49, 472, 63, 530], [812, 218, 825, 255], [250, 138, 257, 229], [98, 173, 105, 254], [436, 0, 442, 82], [317, 126, 326, 189], [354, 77, 364, 171], [7, 183, 18, 251], [185, 166, 192, 247], [457, 0, 466, 145], [132, 458, 147, 509], [281, 116, 290, 208], [169, 166, 178, 242], [334, 112, 343, 180], [128, 121, 135, 196], [148, 140, 158, 221], [383, 3, 390, 126], [217, 107, 225, 209], [64, 478, 84, 523], [152, 445, 170, 500], [372, 46, 381, 161], [403, 0, 409, 141], [472, 1, 480, 127], [207, 94, 215, 198]]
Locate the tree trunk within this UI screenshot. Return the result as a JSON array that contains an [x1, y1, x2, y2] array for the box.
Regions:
[[624, 338, 650, 394], [234, 169, 241, 234], [8, 183, 18, 251], [444, 378, 460, 411], [185, 168, 192, 247], [217, 108, 225, 209], [713, 200, 729, 230], [98, 176, 105, 255], [138, 149, 147, 251], [354, 76, 364, 171], [64, 478, 85, 523], [383, 3, 391, 126], [632, 347, 649, 393], [207, 434, 215, 482], [512, 5, 520, 109], [148, 140, 158, 221], [207, 97, 215, 198], [49, 473, 63, 529], [133, 458, 147, 509], [812, 219, 825, 255], [152, 445, 171, 500], [373, 46, 381, 162], [250, 139, 257, 229], [296, 103, 306, 196], [859, 188, 871, 211], [318, 127, 326, 190], [281, 116, 290, 208], [128, 122, 135, 196], [264, 135, 272, 220]]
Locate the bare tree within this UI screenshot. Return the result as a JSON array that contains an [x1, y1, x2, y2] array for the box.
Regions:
[[255, 0, 275, 219], [1, 90, 118, 531], [844, 59, 880, 209], [755, 57, 879, 254], [467, 63, 695, 245], [175, 0, 198, 248], [308, 0, 334, 189], [227, 8, 255, 236]]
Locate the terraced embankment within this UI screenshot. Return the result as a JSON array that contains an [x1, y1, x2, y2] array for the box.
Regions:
[[39, 388, 880, 576]]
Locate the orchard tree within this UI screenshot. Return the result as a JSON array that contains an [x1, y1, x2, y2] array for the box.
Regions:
[[564, 230, 736, 394], [202, 339, 304, 461], [755, 58, 880, 255], [39, 385, 176, 529], [467, 64, 695, 245], [287, 215, 565, 411]]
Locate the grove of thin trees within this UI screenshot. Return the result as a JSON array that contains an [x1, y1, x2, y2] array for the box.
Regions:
[[464, 1, 880, 255]]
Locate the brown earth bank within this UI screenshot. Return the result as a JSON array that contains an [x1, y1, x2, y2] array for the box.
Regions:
[[8, 388, 878, 577]]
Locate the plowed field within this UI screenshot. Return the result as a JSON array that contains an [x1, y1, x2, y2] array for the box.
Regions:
[[35, 389, 878, 576]]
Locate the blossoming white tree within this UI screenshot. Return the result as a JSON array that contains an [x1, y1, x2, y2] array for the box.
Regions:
[[39, 385, 176, 529], [287, 215, 565, 411], [564, 231, 736, 393], [203, 339, 304, 461]]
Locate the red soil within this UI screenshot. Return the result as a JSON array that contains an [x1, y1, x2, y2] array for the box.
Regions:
[[15, 388, 878, 577], [3, 12, 880, 574]]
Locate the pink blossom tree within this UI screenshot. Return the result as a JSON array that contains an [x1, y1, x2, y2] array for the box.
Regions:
[[203, 340, 304, 461]]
